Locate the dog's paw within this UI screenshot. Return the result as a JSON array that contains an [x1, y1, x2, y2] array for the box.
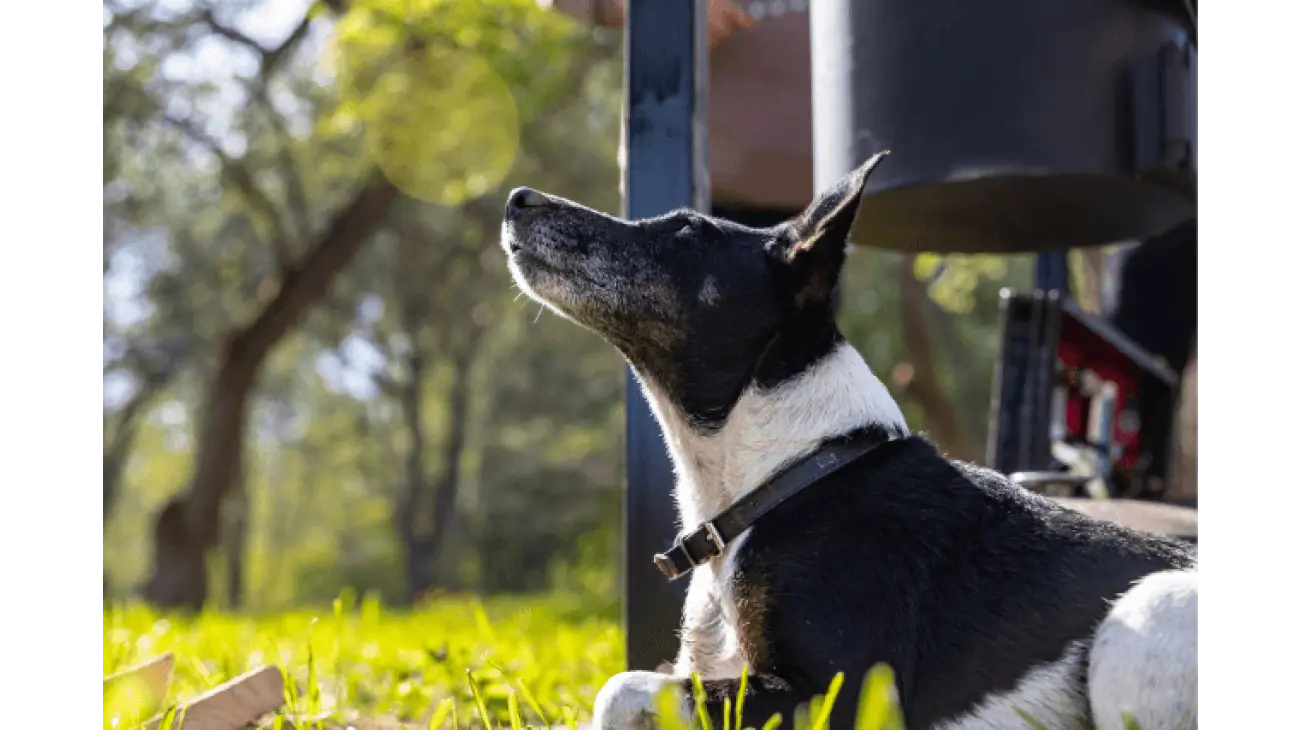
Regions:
[[592, 671, 689, 730]]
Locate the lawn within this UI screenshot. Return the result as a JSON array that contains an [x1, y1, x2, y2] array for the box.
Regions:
[[103, 592, 623, 729], [103, 591, 913, 730]]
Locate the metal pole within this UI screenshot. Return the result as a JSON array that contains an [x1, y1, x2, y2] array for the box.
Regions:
[[622, 0, 709, 672], [810, 0, 863, 197], [1035, 251, 1070, 293]]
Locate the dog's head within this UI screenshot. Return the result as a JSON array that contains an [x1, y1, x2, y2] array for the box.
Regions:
[[501, 153, 887, 431]]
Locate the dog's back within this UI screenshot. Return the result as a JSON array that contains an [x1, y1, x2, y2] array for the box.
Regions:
[[725, 436, 1195, 729]]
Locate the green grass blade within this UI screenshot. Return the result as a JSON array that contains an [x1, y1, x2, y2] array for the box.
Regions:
[[855, 664, 904, 730], [306, 617, 321, 718], [691, 672, 713, 730], [759, 713, 783, 730], [560, 706, 580, 730], [811, 672, 844, 730], [156, 704, 178, 730], [278, 661, 301, 720], [428, 698, 455, 730], [514, 678, 552, 730], [654, 680, 693, 730], [793, 701, 810, 730], [1121, 712, 1143, 730], [467, 669, 494, 730], [508, 690, 523, 730], [473, 602, 498, 644], [723, 697, 733, 730], [736, 665, 750, 730]]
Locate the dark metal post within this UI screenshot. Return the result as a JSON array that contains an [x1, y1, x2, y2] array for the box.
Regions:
[[809, 1, 860, 198], [622, 0, 709, 672], [1035, 252, 1071, 293]]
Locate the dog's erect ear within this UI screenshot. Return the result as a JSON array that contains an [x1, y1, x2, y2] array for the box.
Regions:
[[774, 151, 888, 304]]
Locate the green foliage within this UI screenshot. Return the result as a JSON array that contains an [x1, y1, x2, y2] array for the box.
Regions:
[[325, 0, 588, 204], [838, 249, 1033, 451], [911, 254, 1010, 316]]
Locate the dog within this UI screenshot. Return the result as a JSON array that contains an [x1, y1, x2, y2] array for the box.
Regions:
[[500, 153, 1197, 730]]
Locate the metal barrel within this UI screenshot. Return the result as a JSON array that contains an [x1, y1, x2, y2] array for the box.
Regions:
[[811, 0, 1197, 254]]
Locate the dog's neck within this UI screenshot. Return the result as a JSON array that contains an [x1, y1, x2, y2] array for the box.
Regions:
[[637, 341, 910, 532]]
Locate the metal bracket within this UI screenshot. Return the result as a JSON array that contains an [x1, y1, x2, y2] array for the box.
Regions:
[[1130, 37, 1197, 182]]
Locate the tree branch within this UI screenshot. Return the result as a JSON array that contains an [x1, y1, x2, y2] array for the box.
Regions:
[[198, 8, 314, 82], [162, 112, 296, 273], [104, 342, 188, 523], [190, 5, 316, 247], [227, 178, 399, 375], [256, 95, 312, 240]]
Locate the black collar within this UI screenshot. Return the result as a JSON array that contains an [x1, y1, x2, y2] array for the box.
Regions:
[[653, 428, 895, 581]]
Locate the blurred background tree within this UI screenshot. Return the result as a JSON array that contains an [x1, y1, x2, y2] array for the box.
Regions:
[[104, 0, 1096, 612]]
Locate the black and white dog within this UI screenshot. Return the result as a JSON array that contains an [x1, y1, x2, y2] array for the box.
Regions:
[[500, 154, 1197, 730]]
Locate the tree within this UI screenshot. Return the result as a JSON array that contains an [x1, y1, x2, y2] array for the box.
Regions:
[[335, 199, 498, 601], [102, 0, 614, 607]]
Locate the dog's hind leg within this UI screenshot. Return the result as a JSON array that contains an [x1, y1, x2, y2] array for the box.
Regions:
[[1088, 568, 1198, 730]]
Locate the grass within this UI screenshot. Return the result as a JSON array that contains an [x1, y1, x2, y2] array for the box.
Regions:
[[104, 592, 621, 729], [105, 592, 1154, 730]]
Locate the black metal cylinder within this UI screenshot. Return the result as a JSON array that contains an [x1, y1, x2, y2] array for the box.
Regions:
[[811, 0, 1196, 254]]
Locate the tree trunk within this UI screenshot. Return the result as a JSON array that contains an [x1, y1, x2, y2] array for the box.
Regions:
[[395, 336, 481, 602], [897, 255, 978, 462], [143, 180, 397, 609], [394, 346, 434, 603], [223, 483, 248, 610]]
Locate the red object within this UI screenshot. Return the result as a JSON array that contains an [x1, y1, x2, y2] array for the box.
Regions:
[[1056, 315, 1145, 470]]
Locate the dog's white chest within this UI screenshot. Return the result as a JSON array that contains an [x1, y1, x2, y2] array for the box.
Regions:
[[673, 535, 751, 680]]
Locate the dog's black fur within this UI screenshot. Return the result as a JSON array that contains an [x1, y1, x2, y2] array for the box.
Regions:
[[501, 155, 1197, 729], [686, 441, 1194, 728]]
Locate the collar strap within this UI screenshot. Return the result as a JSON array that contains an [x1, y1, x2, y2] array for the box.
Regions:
[[654, 429, 894, 581]]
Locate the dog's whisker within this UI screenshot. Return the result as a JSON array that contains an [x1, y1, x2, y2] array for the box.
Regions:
[[533, 304, 545, 324]]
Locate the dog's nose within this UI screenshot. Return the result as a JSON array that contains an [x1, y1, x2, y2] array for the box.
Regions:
[[505, 187, 549, 218]]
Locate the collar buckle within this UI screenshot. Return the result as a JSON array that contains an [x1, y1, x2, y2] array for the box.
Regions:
[[702, 520, 726, 553]]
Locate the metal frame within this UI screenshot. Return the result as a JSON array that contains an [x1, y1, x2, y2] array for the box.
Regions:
[[622, 0, 710, 672]]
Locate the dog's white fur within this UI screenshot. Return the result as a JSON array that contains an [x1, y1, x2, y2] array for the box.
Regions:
[[1089, 569, 1199, 730], [593, 670, 690, 730], [635, 341, 908, 531]]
